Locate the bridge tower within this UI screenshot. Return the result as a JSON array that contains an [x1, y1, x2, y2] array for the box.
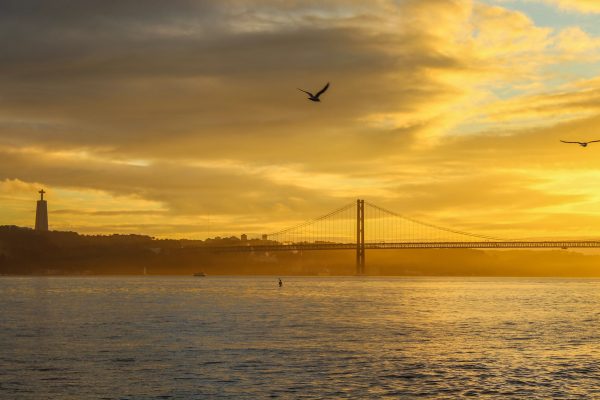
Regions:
[[356, 199, 365, 275]]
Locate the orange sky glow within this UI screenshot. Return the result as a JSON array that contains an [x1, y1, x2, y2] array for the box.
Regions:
[[1, 0, 600, 240]]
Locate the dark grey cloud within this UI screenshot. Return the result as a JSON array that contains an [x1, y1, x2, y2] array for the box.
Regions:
[[0, 0, 464, 161], [53, 209, 168, 216]]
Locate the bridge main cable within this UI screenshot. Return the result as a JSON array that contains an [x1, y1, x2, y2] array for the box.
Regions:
[[266, 201, 356, 241], [364, 201, 509, 242]]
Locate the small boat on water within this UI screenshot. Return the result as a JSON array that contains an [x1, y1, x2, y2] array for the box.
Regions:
[[193, 272, 206, 277]]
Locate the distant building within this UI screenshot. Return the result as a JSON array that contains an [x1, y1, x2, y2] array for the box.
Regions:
[[262, 234, 268, 241], [35, 189, 49, 231], [241, 234, 247, 241]]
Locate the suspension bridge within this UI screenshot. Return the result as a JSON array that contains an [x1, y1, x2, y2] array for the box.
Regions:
[[209, 199, 600, 274]]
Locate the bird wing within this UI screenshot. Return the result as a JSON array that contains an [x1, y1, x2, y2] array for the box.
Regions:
[[315, 82, 330, 98], [560, 140, 580, 144], [586, 140, 600, 144], [297, 88, 314, 97]]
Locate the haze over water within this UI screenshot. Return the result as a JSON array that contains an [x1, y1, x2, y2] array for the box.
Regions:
[[1, 276, 599, 399]]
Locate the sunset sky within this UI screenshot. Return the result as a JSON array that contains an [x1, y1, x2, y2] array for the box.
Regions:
[[1, 0, 600, 239]]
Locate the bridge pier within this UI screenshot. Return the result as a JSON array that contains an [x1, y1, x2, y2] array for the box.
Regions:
[[356, 199, 365, 275]]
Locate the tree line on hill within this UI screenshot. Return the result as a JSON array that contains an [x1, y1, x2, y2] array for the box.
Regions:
[[2, 225, 600, 276]]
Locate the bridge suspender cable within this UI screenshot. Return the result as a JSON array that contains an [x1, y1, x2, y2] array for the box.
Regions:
[[363, 201, 509, 242], [266, 202, 355, 239]]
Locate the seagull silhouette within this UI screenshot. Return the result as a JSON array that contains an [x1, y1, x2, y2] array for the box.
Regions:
[[298, 82, 330, 102], [560, 140, 600, 147]]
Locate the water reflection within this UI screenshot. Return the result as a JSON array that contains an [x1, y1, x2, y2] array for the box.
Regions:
[[1, 276, 599, 398]]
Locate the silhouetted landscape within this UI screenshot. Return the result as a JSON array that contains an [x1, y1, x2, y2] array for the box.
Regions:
[[4, 1, 600, 398], [2, 225, 600, 277]]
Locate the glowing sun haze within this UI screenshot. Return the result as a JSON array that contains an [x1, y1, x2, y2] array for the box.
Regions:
[[1, 0, 600, 239]]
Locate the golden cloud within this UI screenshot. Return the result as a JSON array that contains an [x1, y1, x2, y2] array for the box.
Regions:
[[1, 0, 600, 238]]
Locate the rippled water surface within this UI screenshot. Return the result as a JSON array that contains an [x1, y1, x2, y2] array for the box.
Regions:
[[1, 276, 600, 399]]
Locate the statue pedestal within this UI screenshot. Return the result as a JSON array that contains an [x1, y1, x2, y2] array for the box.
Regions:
[[35, 196, 48, 232]]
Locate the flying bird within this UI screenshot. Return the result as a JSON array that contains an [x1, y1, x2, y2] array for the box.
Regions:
[[298, 82, 330, 102], [560, 140, 600, 147]]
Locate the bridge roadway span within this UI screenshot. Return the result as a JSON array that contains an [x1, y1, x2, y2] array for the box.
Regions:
[[202, 241, 600, 252]]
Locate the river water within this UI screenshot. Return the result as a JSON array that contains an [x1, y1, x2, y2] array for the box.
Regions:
[[1, 276, 599, 399]]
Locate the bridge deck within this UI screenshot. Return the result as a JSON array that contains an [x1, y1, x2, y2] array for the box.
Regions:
[[201, 241, 600, 252]]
